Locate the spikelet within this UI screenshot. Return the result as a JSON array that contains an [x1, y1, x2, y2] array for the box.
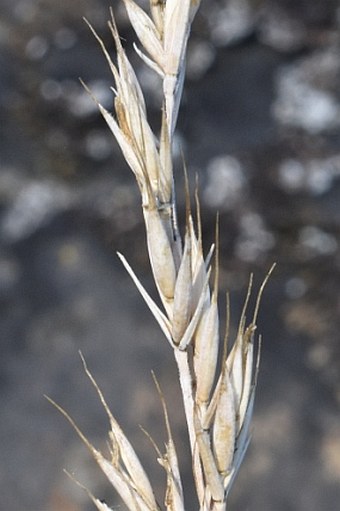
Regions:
[[84, 14, 163, 203], [171, 169, 193, 344], [172, 228, 192, 343], [124, 0, 201, 136], [193, 286, 219, 406], [193, 408, 224, 504], [123, 0, 164, 73], [143, 205, 177, 307], [46, 392, 158, 511], [193, 220, 220, 407], [211, 301, 236, 477], [212, 369, 236, 476], [152, 373, 185, 511]]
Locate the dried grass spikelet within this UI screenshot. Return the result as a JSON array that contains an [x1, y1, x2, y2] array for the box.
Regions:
[[227, 265, 275, 433], [171, 223, 193, 343], [193, 218, 220, 408], [212, 368, 236, 476], [83, 14, 169, 207], [123, 0, 201, 136], [190, 188, 212, 312], [46, 354, 160, 511], [206, 295, 236, 478], [220, 264, 276, 495], [189, 266, 275, 509], [143, 203, 177, 308], [171, 167, 193, 344], [151, 372, 185, 511], [193, 407, 224, 504]]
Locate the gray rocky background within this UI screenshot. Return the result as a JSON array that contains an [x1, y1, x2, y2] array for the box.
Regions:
[[1, 0, 340, 510]]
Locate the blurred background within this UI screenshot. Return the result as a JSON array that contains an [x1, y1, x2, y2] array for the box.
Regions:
[[1, 0, 340, 510]]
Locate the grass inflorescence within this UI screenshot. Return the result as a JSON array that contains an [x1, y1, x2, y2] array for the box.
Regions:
[[48, 2, 275, 510]]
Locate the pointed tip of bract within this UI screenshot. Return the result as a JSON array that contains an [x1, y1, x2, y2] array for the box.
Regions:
[[212, 213, 220, 303], [194, 177, 203, 252], [45, 395, 100, 457], [252, 262, 276, 324]]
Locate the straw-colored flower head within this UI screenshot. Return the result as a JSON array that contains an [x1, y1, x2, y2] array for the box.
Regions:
[[49, 2, 275, 511]]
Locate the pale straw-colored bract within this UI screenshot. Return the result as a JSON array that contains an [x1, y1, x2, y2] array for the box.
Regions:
[[47, 2, 275, 510]]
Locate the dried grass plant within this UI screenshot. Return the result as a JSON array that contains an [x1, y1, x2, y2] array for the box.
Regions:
[[47, 2, 274, 510]]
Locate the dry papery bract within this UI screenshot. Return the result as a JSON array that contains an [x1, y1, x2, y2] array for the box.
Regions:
[[48, 2, 275, 511]]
